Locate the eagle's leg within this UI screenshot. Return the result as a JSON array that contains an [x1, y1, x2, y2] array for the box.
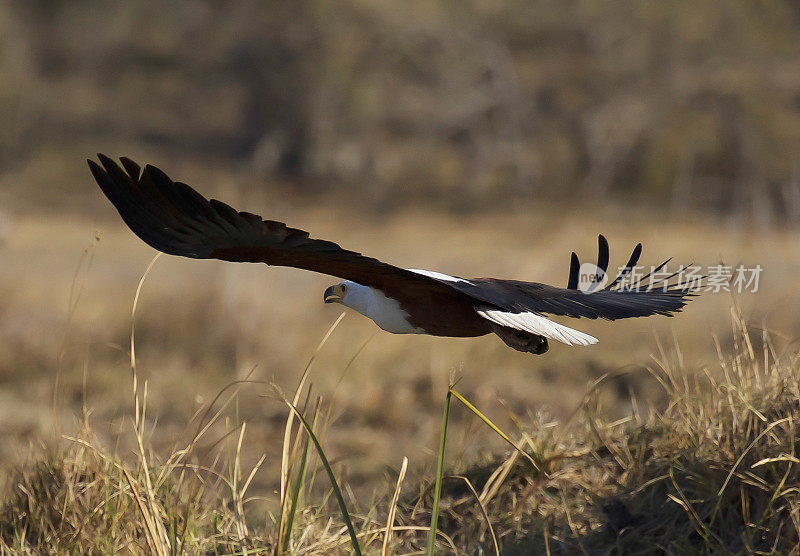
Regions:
[[490, 324, 549, 355]]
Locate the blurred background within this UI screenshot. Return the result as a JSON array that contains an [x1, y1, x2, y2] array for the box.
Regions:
[[1, 1, 799, 497]]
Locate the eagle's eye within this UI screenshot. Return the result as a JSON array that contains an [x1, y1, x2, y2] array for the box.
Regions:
[[341, 284, 348, 293]]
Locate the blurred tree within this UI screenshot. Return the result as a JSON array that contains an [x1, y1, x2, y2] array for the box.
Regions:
[[3, 0, 800, 219]]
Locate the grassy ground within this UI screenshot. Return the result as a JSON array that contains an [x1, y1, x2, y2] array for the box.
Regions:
[[0, 184, 798, 552], [1, 304, 799, 553]]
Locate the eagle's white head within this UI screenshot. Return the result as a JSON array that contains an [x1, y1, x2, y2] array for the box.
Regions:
[[323, 281, 424, 334], [323, 281, 356, 306]]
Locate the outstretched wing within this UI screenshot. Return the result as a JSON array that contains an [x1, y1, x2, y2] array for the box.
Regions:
[[450, 235, 696, 321], [89, 154, 695, 346], [88, 154, 464, 304]]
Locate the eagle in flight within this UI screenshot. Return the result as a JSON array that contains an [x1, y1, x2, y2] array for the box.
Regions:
[[89, 155, 694, 355]]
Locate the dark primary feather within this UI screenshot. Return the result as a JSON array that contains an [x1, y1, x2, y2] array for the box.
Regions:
[[446, 235, 694, 320], [89, 155, 696, 323], [593, 234, 610, 289], [567, 235, 641, 292], [88, 154, 464, 304], [449, 279, 691, 320], [606, 242, 643, 290], [567, 252, 580, 289]]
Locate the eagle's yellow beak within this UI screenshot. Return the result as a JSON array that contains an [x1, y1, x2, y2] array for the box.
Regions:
[[324, 284, 345, 303]]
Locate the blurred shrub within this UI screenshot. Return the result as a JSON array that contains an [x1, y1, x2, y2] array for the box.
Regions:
[[3, 0, 800, 218]]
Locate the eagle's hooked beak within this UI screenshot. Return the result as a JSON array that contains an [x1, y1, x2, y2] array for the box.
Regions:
[[324, 284, 345, 304]]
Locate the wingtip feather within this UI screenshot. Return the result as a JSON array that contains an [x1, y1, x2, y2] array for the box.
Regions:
[[567, 252, 580, 289], [119, 156, 141, 180], [596, 234, 610, 273], [96, 153, 114, 166]]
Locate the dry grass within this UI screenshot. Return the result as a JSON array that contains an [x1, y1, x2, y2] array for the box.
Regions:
[[2, 293, 800, 553], [421, 306, 800, 553]]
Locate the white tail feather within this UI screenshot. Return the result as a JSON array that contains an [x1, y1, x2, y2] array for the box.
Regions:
[[476, 307, 598, 346]]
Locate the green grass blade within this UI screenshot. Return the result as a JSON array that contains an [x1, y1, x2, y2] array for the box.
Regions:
[[283, 399, 362, 556], [427, 389, 452, 556], [450, 389, 543, 474], [281, 409, 315, 552]]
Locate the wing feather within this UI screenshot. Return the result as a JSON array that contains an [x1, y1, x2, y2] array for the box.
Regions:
[[476, 307, 598, 346], [90, 155, 697, 337], [89, 155, 464, 303], [448, 234, 696, 321], [567, 252, 580, 289]]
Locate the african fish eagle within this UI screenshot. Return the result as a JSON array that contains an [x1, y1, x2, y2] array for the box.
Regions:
[[88, 155, 695, 355]]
